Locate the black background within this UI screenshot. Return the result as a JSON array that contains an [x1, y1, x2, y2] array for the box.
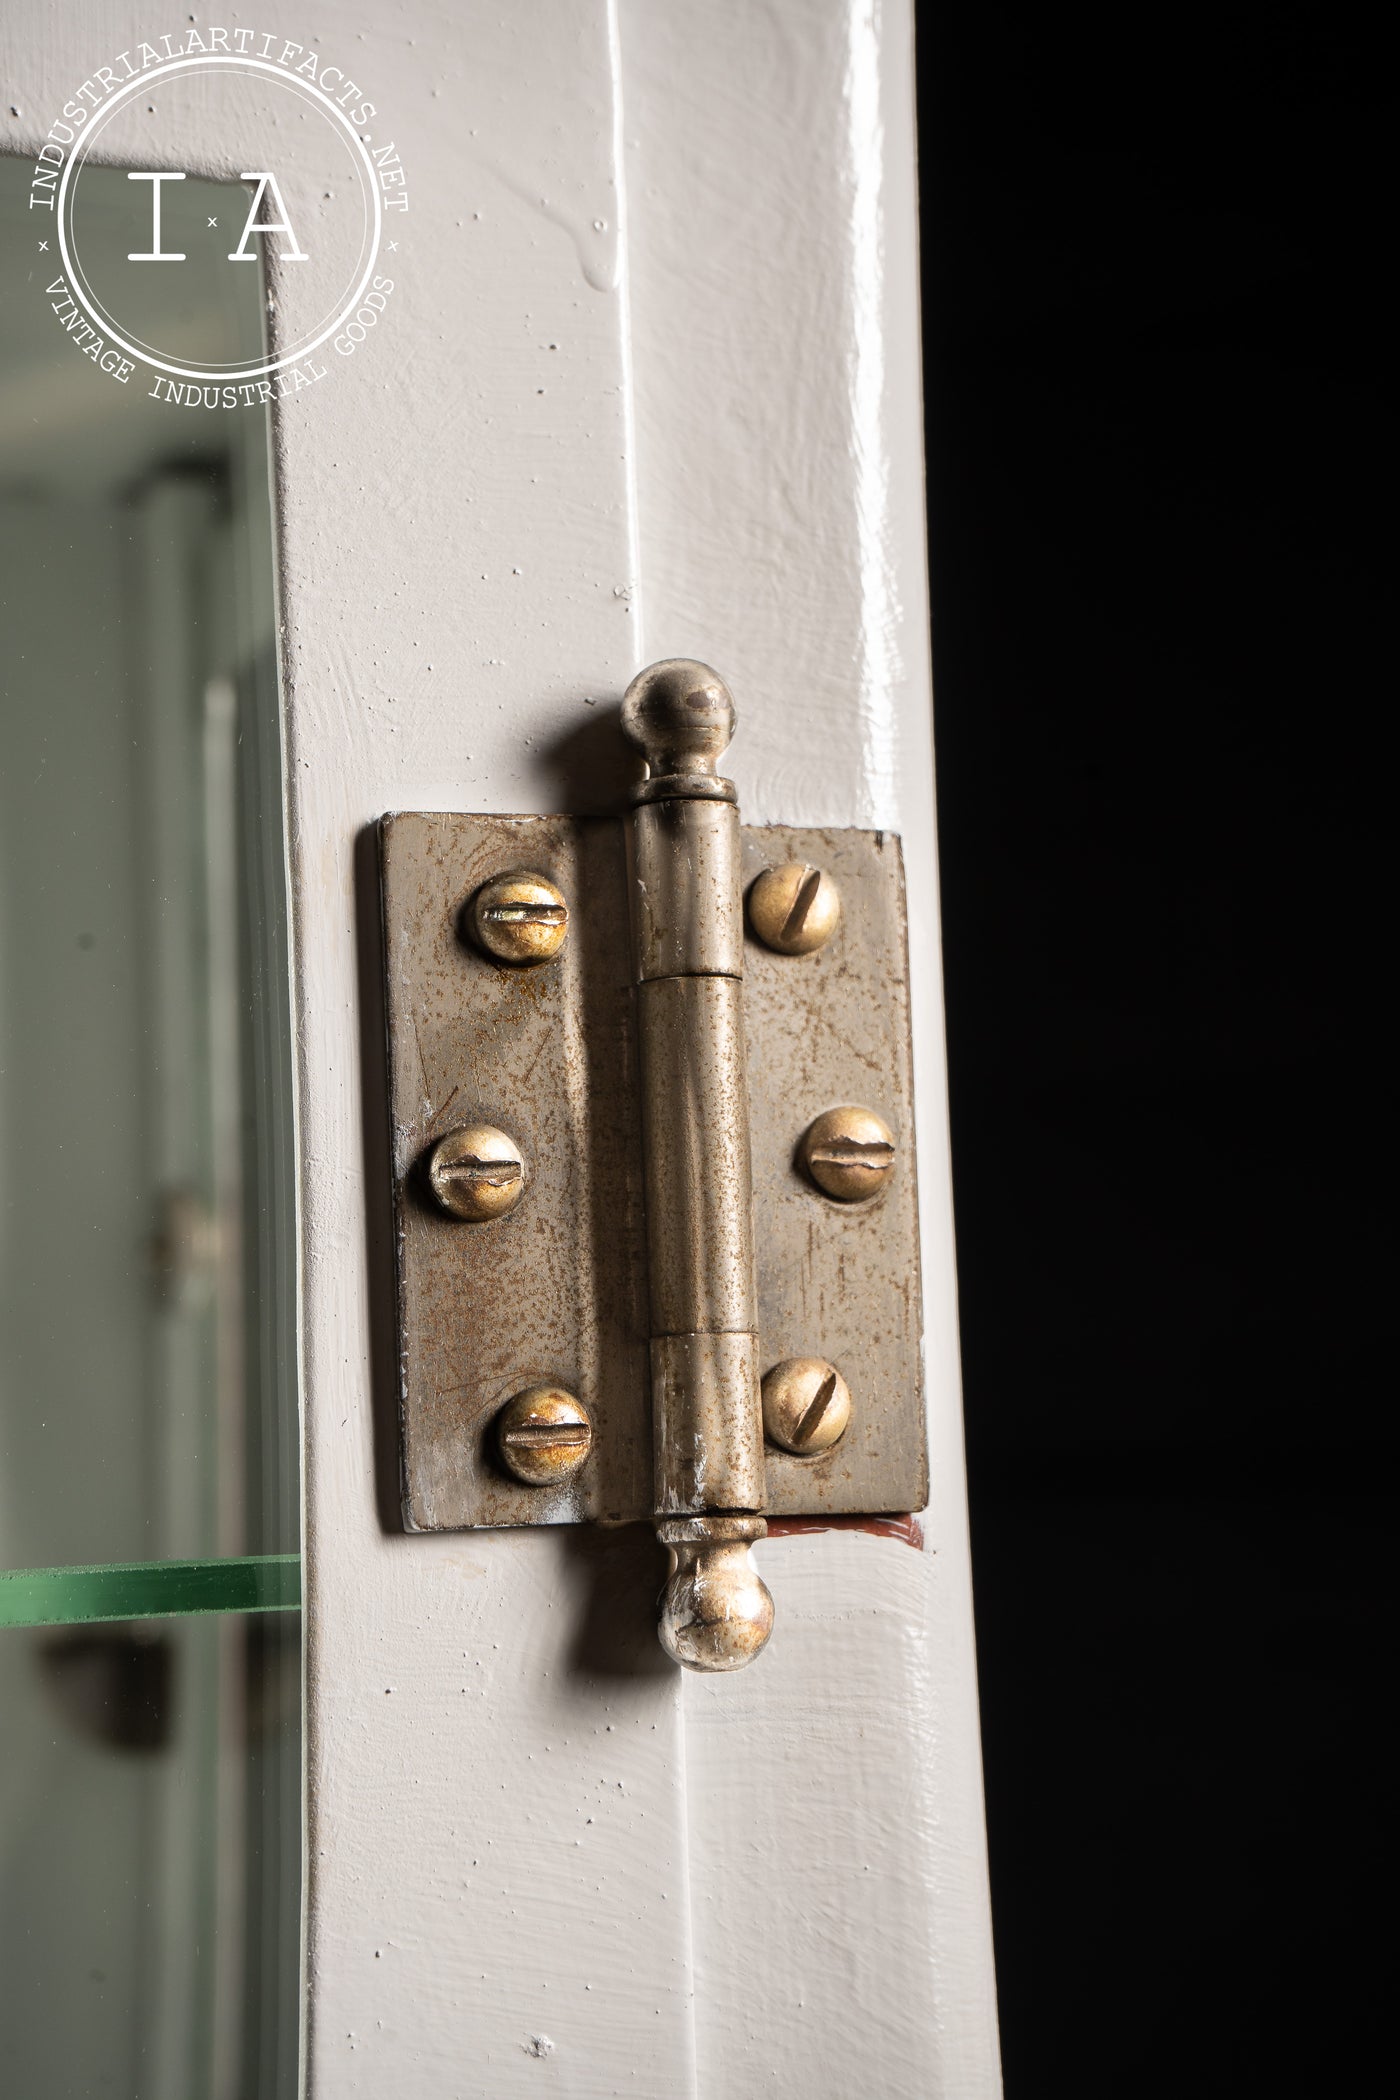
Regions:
[[916, 5, 1389, 2091]]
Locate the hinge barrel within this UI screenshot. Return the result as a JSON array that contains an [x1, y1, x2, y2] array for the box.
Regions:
[[622, 661, 774, 1669]]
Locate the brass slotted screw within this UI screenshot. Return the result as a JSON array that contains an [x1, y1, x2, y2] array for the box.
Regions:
[[496, 1385, 593, 1486], [748, 861, 841, 956], [799, 1105, 896, 1202], [762, 1358, 853, 1454], [427, 1124, 525, 1221], [470, 870, 569, 964]]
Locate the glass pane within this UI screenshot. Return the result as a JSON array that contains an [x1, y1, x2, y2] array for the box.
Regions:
[[1, 168, 296, 1575], [1, 155, 299, 2094], [0, 1611, 300, 2094]]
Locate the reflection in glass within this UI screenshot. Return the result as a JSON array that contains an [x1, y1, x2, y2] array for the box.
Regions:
[[1, 158, 299, 2095]]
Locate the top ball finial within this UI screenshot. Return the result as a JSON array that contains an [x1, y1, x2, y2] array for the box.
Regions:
[[621, 659, 736, 787]]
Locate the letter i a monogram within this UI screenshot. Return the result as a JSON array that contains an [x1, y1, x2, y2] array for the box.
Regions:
[[126, 170, 308, 264]]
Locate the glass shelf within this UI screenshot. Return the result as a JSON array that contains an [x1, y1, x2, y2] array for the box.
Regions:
[[0, 1554, 301, 1630]]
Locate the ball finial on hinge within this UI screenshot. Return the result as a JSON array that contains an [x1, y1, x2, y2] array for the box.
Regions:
[[655, 1516, 775, 1672], [621, 658, 737, 796]]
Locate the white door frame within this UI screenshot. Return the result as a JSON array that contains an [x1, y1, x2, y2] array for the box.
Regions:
[[2, 5, 1001, 2091]]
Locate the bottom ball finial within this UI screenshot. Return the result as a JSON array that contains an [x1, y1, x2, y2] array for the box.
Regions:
[[655, 1516, 774, 1672]]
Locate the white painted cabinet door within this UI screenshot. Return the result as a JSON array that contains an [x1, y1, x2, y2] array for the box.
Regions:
[[3, 3, 1000, 2092]]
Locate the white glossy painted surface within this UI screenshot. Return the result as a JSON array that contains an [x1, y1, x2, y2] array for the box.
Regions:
[[3, 2, 1000, 2092], [621, 5, 1000, 2088]]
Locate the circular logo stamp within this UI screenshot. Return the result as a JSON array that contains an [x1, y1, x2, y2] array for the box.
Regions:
[[29, 29, 407, 406]]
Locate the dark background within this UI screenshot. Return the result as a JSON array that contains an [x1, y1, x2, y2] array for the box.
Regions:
[[916, 5, 1389, 2092]]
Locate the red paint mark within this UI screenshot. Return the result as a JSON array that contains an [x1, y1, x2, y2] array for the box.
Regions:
[[763, 1513, 924, 1550]]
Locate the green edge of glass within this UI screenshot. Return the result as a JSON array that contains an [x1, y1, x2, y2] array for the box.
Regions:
[[0, 1554, 301, 1629]]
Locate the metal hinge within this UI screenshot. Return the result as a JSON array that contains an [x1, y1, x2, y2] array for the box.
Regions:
[[379, 661, 926, 1670]]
